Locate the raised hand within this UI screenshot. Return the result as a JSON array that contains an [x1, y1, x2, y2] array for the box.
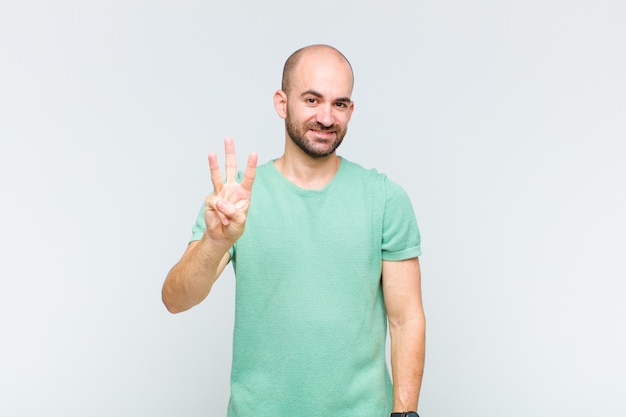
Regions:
[[204, 137, 257, 244]]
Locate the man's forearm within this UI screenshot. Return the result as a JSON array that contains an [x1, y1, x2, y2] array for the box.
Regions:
[[389, 316, 426, 411], [161, 234, 230, 313]]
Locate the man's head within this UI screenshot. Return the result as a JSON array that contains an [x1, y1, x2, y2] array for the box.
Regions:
[[281, 45, 354, 95], [274, 45, 355, 158]]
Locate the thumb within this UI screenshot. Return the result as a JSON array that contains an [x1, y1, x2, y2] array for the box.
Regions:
[[216, 199, 247, 225]]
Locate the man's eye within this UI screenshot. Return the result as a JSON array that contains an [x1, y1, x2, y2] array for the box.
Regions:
[[306, 98, 317, 104]]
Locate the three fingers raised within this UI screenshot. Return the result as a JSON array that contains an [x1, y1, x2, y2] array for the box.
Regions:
[[209, 137, 257, 193]]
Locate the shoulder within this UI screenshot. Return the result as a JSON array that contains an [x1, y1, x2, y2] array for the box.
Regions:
[[339, 157, 385, 184], [339, 157, 408, 198]]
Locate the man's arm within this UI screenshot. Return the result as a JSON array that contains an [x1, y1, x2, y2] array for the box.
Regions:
[[382, 257, 426, 412], [162, 138, 257, 313], [162, 237, 232, 314]]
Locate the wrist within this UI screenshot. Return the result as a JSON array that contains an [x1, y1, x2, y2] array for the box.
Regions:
[[200, 230, 234, 254], [390, 412, 419, 417]]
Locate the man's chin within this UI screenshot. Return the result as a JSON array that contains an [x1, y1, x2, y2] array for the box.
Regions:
[[303, 141, 342, 158], [288, 131, 344, 158]]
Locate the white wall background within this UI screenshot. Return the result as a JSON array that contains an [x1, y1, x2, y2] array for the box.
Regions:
[[1, 1, 624, 416]]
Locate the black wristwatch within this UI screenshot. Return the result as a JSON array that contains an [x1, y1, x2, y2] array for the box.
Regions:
[[390, 412, 419, 417]]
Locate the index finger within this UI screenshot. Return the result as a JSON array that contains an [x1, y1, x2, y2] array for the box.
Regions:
[[239, 152, 258, 191]]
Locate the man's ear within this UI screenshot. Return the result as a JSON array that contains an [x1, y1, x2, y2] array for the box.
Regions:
[[273, 90, 287, 119]]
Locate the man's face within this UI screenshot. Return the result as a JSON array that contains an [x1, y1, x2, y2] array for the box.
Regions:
[[282, 52, 354, 158]]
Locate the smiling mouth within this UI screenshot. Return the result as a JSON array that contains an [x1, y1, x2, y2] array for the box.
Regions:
[[310, 129, 336, 136]]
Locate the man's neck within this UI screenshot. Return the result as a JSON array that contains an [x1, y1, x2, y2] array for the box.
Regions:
[[273, 148, 341, 190]]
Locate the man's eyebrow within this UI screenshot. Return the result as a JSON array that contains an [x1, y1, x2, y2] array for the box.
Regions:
[[300, 90, 352, 103], [301, 90, 323, 98]]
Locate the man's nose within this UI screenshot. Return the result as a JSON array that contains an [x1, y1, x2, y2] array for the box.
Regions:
[[316, 104, 334, 127]]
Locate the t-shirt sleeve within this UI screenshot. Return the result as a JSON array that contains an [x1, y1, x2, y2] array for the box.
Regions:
[[381, 177, 422, 261], [190, 204, 206, 242]]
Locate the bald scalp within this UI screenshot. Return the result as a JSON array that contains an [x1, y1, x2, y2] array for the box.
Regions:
[[281, 44, 354, 94]]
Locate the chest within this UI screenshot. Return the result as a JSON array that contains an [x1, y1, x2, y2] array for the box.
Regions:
[[239, 178, 383, 263]]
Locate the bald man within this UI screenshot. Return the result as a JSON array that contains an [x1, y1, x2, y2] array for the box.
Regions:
[[163, 45, 425, 417]]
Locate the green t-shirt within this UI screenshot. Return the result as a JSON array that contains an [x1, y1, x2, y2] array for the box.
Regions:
[[191, 158, 421, 417]]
